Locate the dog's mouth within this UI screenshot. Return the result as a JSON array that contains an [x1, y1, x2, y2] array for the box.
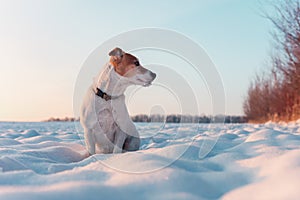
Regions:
[[136, 78, 152, 87], [143, 82, 152, 87]]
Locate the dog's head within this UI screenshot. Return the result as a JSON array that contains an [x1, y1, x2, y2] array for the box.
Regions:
[[109, 47, 156, 87]]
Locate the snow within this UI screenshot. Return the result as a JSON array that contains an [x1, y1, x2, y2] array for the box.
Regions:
[[0, 121, 300, 199]]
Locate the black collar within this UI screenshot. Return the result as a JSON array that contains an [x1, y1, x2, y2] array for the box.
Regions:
[[95, 88, 112, 101]]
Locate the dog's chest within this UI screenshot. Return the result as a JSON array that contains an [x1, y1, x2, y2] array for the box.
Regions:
[[95, 64, 130, 97]]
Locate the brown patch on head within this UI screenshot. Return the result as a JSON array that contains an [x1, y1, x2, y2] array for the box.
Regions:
[[110, 52, 140, 77], [121, 53, 138, 67]]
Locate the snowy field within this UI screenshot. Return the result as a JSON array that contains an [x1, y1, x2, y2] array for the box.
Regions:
[[0, 121, 300, 200]]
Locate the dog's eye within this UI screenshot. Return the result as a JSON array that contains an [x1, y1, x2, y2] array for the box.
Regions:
[[134, 61, 140, 66]]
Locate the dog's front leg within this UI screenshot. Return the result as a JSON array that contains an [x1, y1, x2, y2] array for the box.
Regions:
[[84, 128, 95, 155], [113, 128, 126, 154]]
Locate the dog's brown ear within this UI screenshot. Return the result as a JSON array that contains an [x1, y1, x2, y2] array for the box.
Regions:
[[109, 47, 124, 58], [109, 47, 124, 67]]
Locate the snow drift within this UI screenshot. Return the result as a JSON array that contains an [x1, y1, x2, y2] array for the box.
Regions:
[[0, 121, 300, 200]]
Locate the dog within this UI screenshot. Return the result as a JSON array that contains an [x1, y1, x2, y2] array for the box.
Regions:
[[80, 47, 156, 154]]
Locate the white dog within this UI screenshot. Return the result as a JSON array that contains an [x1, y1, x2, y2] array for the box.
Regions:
[[80, 47, 156, 155]]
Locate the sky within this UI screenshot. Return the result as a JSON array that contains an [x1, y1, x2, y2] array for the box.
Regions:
[[0, 0, 275, 122]]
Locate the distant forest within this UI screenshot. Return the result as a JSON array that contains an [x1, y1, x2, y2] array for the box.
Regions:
[[131, 114, 247, 123], [44, 117, 79, 122], [44, 115, 247, 123]]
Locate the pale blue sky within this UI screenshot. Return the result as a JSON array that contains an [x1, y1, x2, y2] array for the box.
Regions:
[[0, 0, 274, 121]]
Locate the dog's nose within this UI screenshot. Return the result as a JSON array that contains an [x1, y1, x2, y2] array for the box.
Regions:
[[151, 72, 156, 80]]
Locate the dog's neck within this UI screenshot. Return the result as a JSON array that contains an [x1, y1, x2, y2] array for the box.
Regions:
[[94, 63, 132, 97]]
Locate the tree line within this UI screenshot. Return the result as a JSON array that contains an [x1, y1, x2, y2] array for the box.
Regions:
[[44, 115, 247, 123], [43, 117, 79, 122], [244, 0, 300, 122], [131, 114, 247, 123]]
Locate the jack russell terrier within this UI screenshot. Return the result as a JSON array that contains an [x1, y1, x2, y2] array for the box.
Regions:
[[80, 47, 156, 154]]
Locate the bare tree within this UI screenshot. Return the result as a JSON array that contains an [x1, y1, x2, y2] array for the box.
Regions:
[[244, 0, 300, 122]]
